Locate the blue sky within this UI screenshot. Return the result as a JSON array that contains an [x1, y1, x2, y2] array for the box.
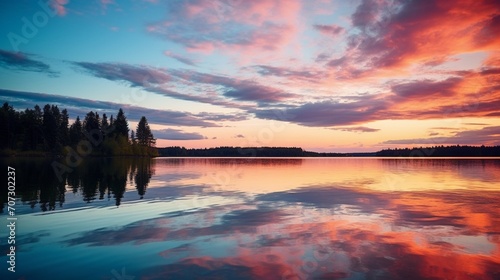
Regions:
[[1, 0, 499, 151]]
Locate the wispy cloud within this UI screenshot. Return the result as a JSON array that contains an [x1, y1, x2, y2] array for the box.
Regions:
[[164, 51, 197, 66], [0, 89, 245, 127], [251, 65, 327, 82], [255, 97, 386, 127], [72, 61, 171, 87], [195, 112, 248, 122], [382, 126, 500, 146], [72, 61, 249, 109], [223, 83, 295, 103], [255, 69, 500, 128], [153, 128, 207, 140], [332, 126, 380, 133], [0, 49, 59, 77], [73, 61, 297, 108], [463, 122, 490, 126]]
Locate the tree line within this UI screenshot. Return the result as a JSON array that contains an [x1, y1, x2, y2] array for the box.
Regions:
[[159, 145, 500, 157], [375, 145, 500, 157], [158, 146, 346, 157], [0, 102, 157, 157]]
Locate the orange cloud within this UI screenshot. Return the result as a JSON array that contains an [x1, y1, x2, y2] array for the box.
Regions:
[[327, 0, 500, 77]]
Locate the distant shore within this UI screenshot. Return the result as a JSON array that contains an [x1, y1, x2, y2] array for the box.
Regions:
[[156, 145, 500, 157], [3, 145, 500, 158]]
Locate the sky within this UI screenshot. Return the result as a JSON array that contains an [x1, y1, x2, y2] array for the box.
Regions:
[[0, 0, 499, 152]]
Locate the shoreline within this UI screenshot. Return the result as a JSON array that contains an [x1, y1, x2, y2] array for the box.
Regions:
[[3, 145, 500, 158]]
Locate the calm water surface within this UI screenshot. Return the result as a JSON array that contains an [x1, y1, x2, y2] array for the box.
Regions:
[[1, 157, 500, 279]]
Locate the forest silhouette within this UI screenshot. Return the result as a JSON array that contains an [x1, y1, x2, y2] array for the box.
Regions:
[[0, 102, 157, 157]]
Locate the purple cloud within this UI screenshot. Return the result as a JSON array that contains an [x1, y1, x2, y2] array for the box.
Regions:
[[313, 24, 344, 36], [73, 62, 171, 87], [168, 69, 298, 103], [0, 89, 244, 127], [195, 112, 248, 122], [224, 84, 295, 103], [391, 77, 462, 99], [153, 128, 207, 140], [73, 62, 295, 108], [382, 126, 500, 146], [252, 71, 500, 127], [164, 51, 197, 66], [251, 65, 326, 81], [351, 0, 390, 32], [480, 67, 500, 76], [0, 49, 59, 77], [255, 97, 386, 127], [73, 62, 252, 109]]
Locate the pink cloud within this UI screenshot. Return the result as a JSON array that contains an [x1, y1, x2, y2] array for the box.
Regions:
[[147, 0, 302, 61], [98, 0, 116, 14], [226, 0, 301, 25], [51, 0, 69, 16]]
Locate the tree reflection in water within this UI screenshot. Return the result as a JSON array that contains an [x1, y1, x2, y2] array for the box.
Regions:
[[0, 157, 155, 212]]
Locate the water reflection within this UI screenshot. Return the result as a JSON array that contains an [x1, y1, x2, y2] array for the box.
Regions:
[[1, 158, 499, 279], [58, 184, 500, 279], [0, 157, 155, 212], [153, 157, 500, 192]]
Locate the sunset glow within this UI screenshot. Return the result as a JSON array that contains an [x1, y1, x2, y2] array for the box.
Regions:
[[1, 0, 499, 151]]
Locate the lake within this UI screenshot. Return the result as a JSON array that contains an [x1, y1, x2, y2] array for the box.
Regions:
[[1, 157, 500, 279]]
